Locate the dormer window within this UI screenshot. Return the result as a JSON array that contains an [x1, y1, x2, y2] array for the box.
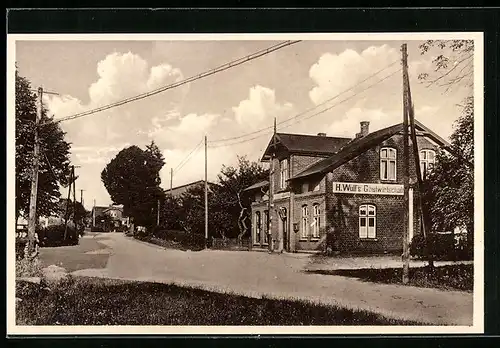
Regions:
[[280, 159, 289, 189], [380, 147, 397, 181]]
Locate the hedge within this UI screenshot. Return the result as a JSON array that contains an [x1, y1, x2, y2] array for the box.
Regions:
[[410, 233, 472, 261]]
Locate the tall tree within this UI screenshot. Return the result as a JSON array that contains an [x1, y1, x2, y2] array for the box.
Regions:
[[418, 40, 475, 257], [101, 143, 165, 227], [15, 70, 72, 223], [212, 156, 269, 239], [418, 39, 474, 92], [166, 157, 268, 240], [422, 97, 474, 256]]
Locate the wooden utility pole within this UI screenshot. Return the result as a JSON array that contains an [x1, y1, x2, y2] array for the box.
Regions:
[[25, 87, 43, 259], [170, 167, 173, 195], [407, 90, 434, 270], [63, 166, 73, 240], [80, 189, 85, 206], [204, 135, 208, 248], [401, 44, 410, 284], [72, 166, 77, 229], [268, 117, 277, 252]]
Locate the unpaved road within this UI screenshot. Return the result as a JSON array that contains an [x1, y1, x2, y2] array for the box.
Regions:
[[64, 232, 473, 326]]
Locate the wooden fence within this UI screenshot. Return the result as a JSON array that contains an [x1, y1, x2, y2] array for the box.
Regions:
[[210, 237, 250, 251]]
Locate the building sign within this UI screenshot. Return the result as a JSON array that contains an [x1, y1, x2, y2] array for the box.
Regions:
[[333, 182, 404, 196]]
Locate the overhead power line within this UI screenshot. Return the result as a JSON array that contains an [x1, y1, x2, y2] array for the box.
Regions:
[[209, 60, 400, 144], [173, 138, 204, 175], [54, 40, 302, 124], [208, 66, 402, 149]]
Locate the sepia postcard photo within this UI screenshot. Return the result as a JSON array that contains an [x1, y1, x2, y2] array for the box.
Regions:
[[7, 32, 484, 335]]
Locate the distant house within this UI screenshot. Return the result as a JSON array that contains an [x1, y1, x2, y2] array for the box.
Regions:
[[91, 204, 129, 231], [167, 180, 216, 198]]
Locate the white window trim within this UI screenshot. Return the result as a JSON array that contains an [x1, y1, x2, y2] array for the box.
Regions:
[[359, 204, 376, 239], [380, 147, 397, 181], [301, 205, 308, 239], [280, 159, 288, 189], [420, 149, 436, 177], [312, 204, 321, 239]]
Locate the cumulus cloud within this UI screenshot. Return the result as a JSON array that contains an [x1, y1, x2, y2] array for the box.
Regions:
[[42, 51, 187, 206], [326, 107, 399, 138], [233, 85, 294, 130], [47, 51, 186, 148], [309, 45, 400, 105]]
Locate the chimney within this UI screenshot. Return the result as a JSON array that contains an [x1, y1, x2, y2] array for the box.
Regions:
[[359, 121, 370, 137], [317, 132, 327, 137], [360, 121, 370, 136]]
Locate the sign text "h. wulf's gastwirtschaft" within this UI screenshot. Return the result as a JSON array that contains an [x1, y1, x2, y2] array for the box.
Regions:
[[332, 182, 404, 196]]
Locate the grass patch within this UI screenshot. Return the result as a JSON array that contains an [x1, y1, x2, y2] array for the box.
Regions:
[[16, 276, 425, 326], [308, 264, 473, 292], [16, 258, 42, 278], [38, 237, 109, 272]]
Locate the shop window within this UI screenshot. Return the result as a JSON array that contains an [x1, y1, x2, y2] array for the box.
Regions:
[[380, 147, 397, 181], [254, 211, 261, 244], [359, 204, 376, 239], [280, 159, 289, 189], [420, 149, 436, 178], [301, 205, 308, 239], [312, 204, 321, 238]]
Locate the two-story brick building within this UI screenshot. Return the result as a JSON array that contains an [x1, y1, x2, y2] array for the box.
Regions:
[[244, 120, 449, 254]]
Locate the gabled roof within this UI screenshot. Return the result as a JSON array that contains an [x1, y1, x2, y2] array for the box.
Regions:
[[103, 205, 123, 214], [261, 133, 351, 161], [242, 180, 269, 192], [167, 180, 216, 196], [290, 120, 450, 181]]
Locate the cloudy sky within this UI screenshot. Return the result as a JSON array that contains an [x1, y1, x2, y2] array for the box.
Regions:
[[15, 38, 473, 209]]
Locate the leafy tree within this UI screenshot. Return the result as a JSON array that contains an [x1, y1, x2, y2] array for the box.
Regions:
[[177, 182, 210, 235], [418, 40, 474, 92], [101, 142, 165, 227], [15, 70, 72, 224], [422, 96, 474, 256], [159, 194, 183, 231], [57, 198, 87, 225], [418, 40, 474, 258], [171, 157, 268, 240], [211, 156, 268, 239]]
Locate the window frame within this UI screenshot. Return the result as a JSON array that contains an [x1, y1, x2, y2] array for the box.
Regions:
[[312, 204, 321, 239], [359, 204, 376, 239], [280, 158, 289, 189], [301, 205, 309, 239], [380, 147, 397, 181], [419, 149, 436, 178]]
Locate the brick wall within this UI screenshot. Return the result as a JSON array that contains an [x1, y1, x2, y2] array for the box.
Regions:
[[324, 133, 439, 254], [250, 133, 439, 253], [269, 153, 327, 194], [292, 191, 327, 252]]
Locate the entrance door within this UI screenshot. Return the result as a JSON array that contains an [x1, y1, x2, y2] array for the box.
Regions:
[[279, 207, 288, 252]]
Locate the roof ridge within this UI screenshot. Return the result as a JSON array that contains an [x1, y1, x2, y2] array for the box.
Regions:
[[276, 132, 351, 139]]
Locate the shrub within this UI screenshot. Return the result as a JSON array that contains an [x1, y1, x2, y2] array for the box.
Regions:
[[38, 225, 79, 247], [410, 233, 472, 261], [148, 228, 205, 251]]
